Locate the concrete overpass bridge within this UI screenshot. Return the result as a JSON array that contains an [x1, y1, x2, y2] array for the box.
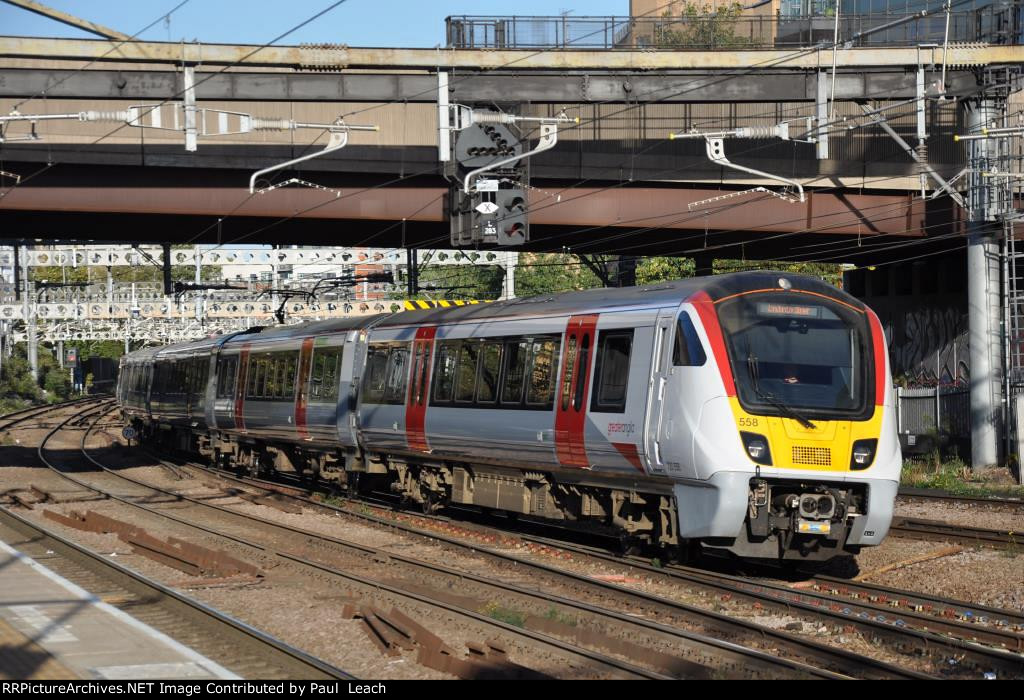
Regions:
[[0, 36, 1006, 262]]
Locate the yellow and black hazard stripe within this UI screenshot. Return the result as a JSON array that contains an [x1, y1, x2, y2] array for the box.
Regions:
[[401, 300, 491, 311]]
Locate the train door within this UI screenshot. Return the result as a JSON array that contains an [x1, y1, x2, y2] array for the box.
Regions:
[[555, 314, 598, 468], [644, 308, 675, 476], [656, 309, 708, 480]]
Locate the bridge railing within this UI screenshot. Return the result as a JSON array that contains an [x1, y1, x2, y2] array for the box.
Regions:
[[446, 5, 1023, 51]]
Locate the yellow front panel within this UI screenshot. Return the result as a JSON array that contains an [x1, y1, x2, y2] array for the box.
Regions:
[[728, 397, 884, 472]]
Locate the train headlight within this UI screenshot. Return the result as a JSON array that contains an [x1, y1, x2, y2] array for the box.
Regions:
[[850, 439, 878, 470], [741, 432, 772, 465]]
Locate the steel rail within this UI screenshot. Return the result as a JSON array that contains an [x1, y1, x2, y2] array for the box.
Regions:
[[889, 517, 1024, 549], [0, 504, 354, 680], [171, 459, 1024, 677], [159, 457, 935, 680], [25, 405, 355, 680], [35, 409, 677, 680]]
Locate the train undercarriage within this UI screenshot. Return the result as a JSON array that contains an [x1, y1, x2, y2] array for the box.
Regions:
[[134, 419, 865, 562], [136, 419, 682, 552]]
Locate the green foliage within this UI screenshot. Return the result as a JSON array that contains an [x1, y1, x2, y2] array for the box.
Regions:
[[636, 257, 695, 284], [481, 602, 527, 628], [655, 2, 752, 49], [901, 457, 1024, 499], [714, 259, 845, 287], [42, 366, 71, 401], [542, 606, 578, 627], [515, 254, 603, 296], [414, 263, 505, 301]]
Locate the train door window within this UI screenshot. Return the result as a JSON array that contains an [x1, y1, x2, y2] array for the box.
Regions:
[[476, 342, 502, 404], [591, 330, 633, 413], [501, 340, 528, 407], [311, 352, 327, 400], [454, 343, 478, 404], [362, 345, 390, 404], [560, 335, 578, 411], [282, 352, 298, 400], [527, 338, 560, 408], [572, 333, 591, 412], [383, 346, 410, 404], [247, 357, 262, 399], [409, 344, 431, 406], [216, 357, 237, 399], [673, 313, 707, 367], [416, 344, 430, 406], [311, 348, 340, 403], [432, 343, 458, 404]]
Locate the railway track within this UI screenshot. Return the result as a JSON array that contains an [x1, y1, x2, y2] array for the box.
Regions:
[[0, 509, 351, 680], [898, 487, 1024, 511], [176, 456, 1024, 676], [148, 456, 1024, 679], [26, 406, 726, 679], [889, 517, 1022, 550], [51, 409, 941, 678], [0, 396, 108, 432]]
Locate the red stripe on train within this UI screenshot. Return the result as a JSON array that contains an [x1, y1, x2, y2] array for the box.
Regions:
[[406, 326, 437, 452], [555, 314, 599, 468], [689, 291, 736, 397], [295, 337, 314, 440], [868, 309, 888, 406]]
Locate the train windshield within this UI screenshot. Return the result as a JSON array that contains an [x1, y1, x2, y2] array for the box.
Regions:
[[717, 292, 873, 420]]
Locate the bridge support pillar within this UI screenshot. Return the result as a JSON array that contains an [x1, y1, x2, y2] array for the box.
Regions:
[[693, 254, 714, 277], [966, 98, 1003, 471]]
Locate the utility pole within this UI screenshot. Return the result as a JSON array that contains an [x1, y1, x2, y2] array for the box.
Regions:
[[407, 248, 419, 297], [965, 96, 1005, 471], [501, 251, 518, 300], [21, 245, 37, 381]]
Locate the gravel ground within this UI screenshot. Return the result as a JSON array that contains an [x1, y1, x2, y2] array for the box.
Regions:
[[895, 499, 1024, 532], [4, 408, 1022, 680]]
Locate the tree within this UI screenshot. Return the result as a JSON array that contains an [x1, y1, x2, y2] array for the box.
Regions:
[[654, 2, 752, 49], [515, 254, 604, 297]]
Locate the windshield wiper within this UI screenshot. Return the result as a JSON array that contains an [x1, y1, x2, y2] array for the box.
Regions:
[[746, 351, 817, 430]]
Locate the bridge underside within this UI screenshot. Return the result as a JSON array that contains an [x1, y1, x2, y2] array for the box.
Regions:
[[0, 161, 963, 265]]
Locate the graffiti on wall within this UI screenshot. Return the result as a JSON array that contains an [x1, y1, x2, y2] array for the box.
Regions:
[[877, 304, 968, 388]]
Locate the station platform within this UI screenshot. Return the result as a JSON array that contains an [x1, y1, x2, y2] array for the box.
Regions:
[[0, 539, 238, 681]]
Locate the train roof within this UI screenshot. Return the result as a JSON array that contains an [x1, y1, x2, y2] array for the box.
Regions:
[[375, 270, 864, 328], [120, 272, 862, 359]]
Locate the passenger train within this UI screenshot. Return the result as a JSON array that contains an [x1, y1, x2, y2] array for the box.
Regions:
[[117, 271, 901, 562]]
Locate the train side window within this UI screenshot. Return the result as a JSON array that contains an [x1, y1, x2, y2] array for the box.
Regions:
[[216, 357, 237, 399], [311, 348, 340, 403], [591, 330, 633, 413], [501, 340, 528, 406], [454, 343, 479, 404], [383, 346, 410, 404], [311, 352, 327, 399], [673, 313, 707, 367], [476, 342, 502, 404], [560, 335, 578, 411], [282, 352, 298, 400], [572, 333, 591, 412], [363, 345, 390, 404], [432, 343, 458, 403], [527, 338, 560, 408], [267, 356, 280, 399]]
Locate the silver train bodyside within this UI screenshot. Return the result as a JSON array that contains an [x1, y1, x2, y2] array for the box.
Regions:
[[118, 272, 901, 561]]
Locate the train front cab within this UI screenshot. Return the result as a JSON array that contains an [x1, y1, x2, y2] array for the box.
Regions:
[[666, 280, 901, 562]]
